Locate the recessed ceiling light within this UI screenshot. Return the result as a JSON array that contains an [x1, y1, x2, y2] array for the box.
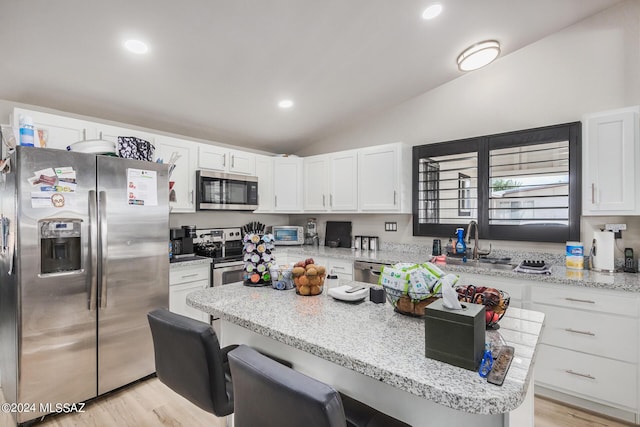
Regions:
[[422, 4, 442, 20], [278, 99, 294, 109], [457, 40, 501, 71], [124, 39, 149, 54]]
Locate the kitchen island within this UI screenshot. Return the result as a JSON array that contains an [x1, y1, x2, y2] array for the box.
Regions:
[[188, 281, 544, 427]]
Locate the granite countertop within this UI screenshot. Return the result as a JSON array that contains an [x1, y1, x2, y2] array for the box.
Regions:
[[187, 281, 544, 415], [280, 246, 640, 293], [169, 255, 212, 267]]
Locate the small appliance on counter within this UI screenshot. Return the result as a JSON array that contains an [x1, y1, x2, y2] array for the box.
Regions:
[[352, 235, 379, 251], [304, 218, 319, 246], [267, 225, 304, 245], [325, 221, 352, 248], [591, 230, 615, 272], [169, 227, 194, 259]]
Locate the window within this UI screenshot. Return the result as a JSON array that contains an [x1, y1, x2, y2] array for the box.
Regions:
[[412, 122, 581, 242]]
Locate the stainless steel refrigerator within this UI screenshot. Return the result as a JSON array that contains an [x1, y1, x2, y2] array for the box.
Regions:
[[0, 146, 169, 425]]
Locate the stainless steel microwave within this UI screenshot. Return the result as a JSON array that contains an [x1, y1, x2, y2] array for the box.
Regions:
[[268, 226, 304, 245], [196, 170, 258, 211]]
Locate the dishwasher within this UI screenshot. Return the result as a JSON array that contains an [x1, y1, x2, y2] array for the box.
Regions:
[[353, 260, 392, 284]]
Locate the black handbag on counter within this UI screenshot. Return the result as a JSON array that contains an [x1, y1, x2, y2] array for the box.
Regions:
[[117, 136, 155, 161]]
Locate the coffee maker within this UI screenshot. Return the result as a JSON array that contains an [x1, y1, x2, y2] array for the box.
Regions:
[[304, 218, 319, 246], [170, 227, 194, 258]]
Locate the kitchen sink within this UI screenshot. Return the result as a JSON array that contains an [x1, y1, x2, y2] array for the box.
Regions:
[[439, 256, 516, 271]]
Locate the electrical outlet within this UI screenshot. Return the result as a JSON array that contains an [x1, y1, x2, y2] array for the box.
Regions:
[[384, 222, 397, 232], [605, 223, 626, 239], [605, 223, 627, 232]]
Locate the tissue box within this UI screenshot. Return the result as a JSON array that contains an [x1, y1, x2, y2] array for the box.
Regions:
[[424, 299, 485, 371]]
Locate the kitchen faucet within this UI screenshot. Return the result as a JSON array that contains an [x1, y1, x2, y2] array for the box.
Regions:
[[465, 221, 491, 260]]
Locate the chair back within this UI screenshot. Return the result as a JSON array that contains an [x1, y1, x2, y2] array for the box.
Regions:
[[147, 309, 233, 417], [228, 344, 347, 427]]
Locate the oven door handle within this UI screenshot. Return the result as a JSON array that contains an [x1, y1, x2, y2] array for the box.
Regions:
[[214, 261, 244, 270]]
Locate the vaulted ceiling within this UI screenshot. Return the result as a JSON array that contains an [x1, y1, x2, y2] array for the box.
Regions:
[[0, 0, 622, 153]]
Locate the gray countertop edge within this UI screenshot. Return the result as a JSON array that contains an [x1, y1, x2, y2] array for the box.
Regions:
[[187, 283, 545, 415], [281, 247, 640, 293], [169, 256, 212, 267]]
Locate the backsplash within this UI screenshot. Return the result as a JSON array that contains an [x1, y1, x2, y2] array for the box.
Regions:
[[289, 213, 640, 267]]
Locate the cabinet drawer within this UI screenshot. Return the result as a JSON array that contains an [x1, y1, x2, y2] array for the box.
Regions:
[[531, 303, 638, 362], [536, 344, 638, 410], [530, 285, 638, 317], [326, 258, 353, 276], [169, 280, 210, 323], [170, 265, 210, 285]]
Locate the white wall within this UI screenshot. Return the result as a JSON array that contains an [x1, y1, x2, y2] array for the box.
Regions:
[[297, 1, 639, 155], [293, 0, 640, 256]]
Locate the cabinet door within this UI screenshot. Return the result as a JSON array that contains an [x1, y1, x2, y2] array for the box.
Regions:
[[324, 257, 353, 280], [197, 144, 227, 171], [95, 123, 156, 146], [273, 157, 303, 212], [582, 107, 639, 215], [359, 144, 400, 211], [303, 155, 329, 211], [254, 155, 274, 212], [229, 149, 255, 175], [13, 108, 96, 150], [169, 280, 210, 323], [329, 151, 358, 211], [155, 136, 196, 213]]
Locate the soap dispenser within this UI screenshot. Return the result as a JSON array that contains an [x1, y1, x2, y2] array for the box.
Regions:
[[455, 228, 467, 255]]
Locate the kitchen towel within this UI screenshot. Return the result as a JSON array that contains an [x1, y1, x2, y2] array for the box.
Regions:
[[117, 136, 155, 161]]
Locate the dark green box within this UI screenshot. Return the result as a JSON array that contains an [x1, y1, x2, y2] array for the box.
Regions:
[[424, 299, 485, 371]]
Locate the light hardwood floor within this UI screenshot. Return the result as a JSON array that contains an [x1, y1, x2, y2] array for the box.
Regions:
[[535, 396, 634, 427], [1, 378, 636, 427], [0, 378, 224, 427]]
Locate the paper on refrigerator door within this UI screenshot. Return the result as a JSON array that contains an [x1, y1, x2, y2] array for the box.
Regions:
[[127, 168, 158, 206]]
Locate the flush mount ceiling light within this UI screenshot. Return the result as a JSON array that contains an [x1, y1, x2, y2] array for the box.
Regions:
[[457, 40, 500, 71], [422, 4, 443, 20], [278, 99, 294, 109], [124, 39, 149, 54]]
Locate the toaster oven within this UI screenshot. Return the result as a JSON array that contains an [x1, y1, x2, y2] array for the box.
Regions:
[[268, 226, 304, 245]]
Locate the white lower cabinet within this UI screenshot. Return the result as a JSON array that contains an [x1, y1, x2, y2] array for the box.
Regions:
[[527, 282, 640, 421], [316, 256, 353, 280], [169, 262, 211, 323], [536, 345, 638, 410]]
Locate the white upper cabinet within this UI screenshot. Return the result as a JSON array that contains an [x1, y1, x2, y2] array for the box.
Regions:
[[273, 157, 303, 212], [254, 154, 274, 212], [329, 150, 358, 211], [582, 106, 640, 215], [154, 136, 196, 213], [12, 108, 96, 150], [303, 155, 329, 211], [95, 123, 157, 146], [358, 143, 411, 213], [197, 144, 255, 175], [303, 150, 358, 212]]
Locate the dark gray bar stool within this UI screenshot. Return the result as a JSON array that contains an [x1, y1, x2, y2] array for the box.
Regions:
[[147, 308, 236, 418], [228, 344, 412, 427]]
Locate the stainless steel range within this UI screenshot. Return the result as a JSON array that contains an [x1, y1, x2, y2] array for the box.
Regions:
[[194, 227, 244, 287]]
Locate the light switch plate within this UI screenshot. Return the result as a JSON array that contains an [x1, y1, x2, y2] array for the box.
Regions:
[[385, 222, 397, 232]]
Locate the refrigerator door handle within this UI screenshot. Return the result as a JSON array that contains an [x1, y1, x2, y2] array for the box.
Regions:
[[99, 191, 108, 309], [88, 190, 98, 310]]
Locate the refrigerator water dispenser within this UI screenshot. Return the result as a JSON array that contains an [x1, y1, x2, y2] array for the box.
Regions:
[[40, 219, 82, 274]]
